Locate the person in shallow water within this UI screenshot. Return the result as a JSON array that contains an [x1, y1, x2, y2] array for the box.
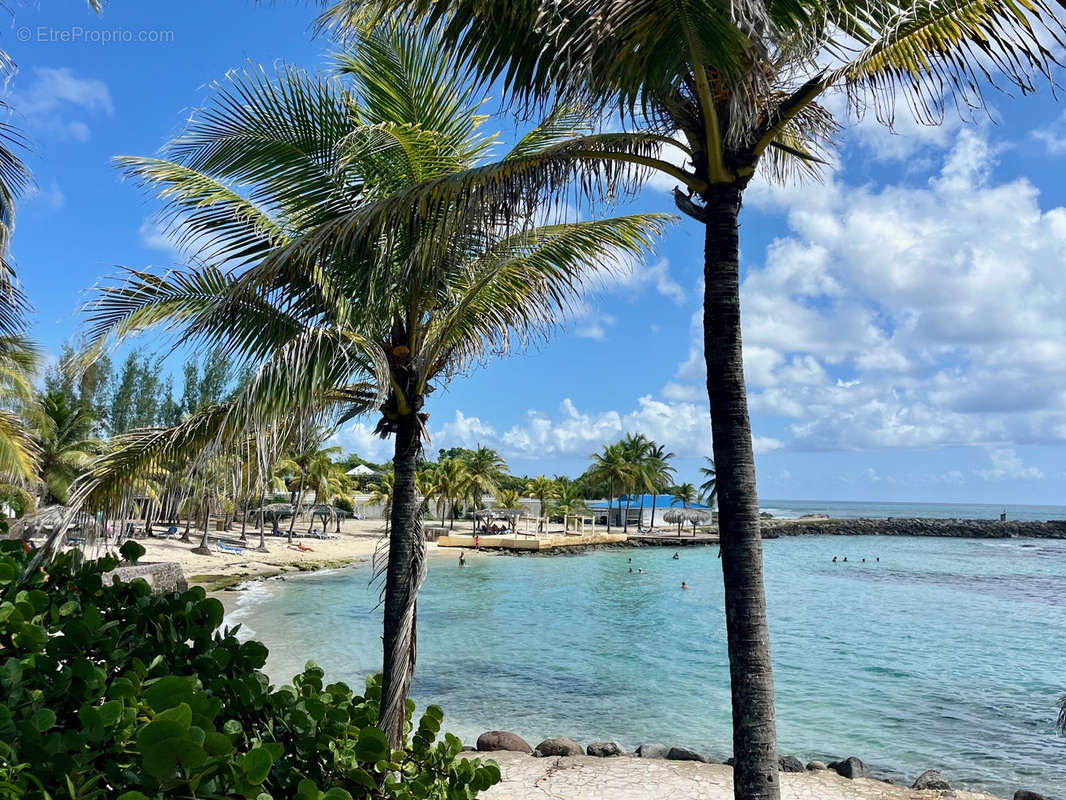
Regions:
[[832, 556, 838, 562], [681, 581, 689, 589], [672, 552, 679, 559], [458, 552, 465, 567], [629, 567, 633, 573]]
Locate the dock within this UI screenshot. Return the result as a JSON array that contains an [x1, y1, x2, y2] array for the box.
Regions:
[[436, 531, 628, 551]]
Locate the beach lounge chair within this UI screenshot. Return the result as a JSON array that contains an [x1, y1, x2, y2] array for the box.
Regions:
[[217, 540, 244, 555]]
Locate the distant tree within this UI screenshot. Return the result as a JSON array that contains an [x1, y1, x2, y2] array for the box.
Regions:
[[460, 445, 507, 522], [158, 374, 182, 426], [180, 362, 200, 416], [588, 442, 634, 534], [131, 356, 161, 429], [646, 444, 676, 529], [525, 475, 556, 531], [108, 353, 139, 434], [699, 457, 717, 508], [30, 390, 102, 504]]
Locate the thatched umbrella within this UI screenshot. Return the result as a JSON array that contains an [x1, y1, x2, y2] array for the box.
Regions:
[[8, 505, 100, 546], [662, 507, 713, 535]]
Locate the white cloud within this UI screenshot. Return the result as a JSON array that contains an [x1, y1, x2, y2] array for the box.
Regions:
[[432, 396, 780, 460], [674, 128, 1066, 454], [1032, 109, 1066, 155], [29, 180, 64, 209], [973, 448, 1044, 481], [575, 311, 616, 340], [332, 421, 392, 463], [616, 258, 685, 305], [7, 67, 112, 141]]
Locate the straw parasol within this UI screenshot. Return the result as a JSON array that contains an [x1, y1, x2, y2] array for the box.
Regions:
[[259, 503, 294, 520], [662, 507, 713, 535], [8, 505, 98, 542]]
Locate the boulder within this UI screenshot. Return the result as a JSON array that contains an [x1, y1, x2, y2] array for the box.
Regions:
[[667, 746, 711, 763], [634, 743, 669, 759], [806, 761, 828, 771], [1013, 792, 1048, 800], [533, 738, 583, 757], [586, 741, 625, 758], [912, 770, 951, 790], [827, 757, 873, 780], [778, 755, 805, 773], [476, 730, 532, 754], [103, 562, 188, 594]]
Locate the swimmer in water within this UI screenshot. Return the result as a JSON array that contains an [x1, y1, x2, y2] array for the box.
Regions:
[[458, 552, 465, 567], [681, 581, 689, 590], [672, 552, 679, 559], [638, 568, 644, 574], [629, 567, 633, 573], [832, 556, 838, 563]]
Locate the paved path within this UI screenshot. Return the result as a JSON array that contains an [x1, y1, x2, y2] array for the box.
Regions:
[[468, 753, 1002, 800]]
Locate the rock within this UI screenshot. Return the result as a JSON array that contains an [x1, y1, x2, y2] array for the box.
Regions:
[[1013, 792, 1048, 800], [778, 755, 805, 773], [912, 770, 951, 790], [533, 738, 583, 757], [634, 743, 669, 759], [724, 757, 734, 766], [461, 745, 477, 752], [102, 562, 188, 594], [806, 761, 827, 771], [667, 746, 711, 763], [586, 741, 625, 758], [476, 730, 532, 753], [827, 757, 873, 780]]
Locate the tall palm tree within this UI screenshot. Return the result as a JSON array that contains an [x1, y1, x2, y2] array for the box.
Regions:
[[619, 432, 653, 532], [461, 445, 507, 528], [72, 27, 668, 747], [0, 336, 38, 490], [431, 457, 467, 529], [588, 442, 633, 533], [324, 3, 1066, 793], [367, 471, 395, 535], [525, 474, 556, 532], [699, 457, 717, 508], [670, 482, 698, 535], [29, 390, 102, 504], [646, 443, 675, 530]]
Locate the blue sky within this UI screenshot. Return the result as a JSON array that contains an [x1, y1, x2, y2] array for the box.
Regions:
[[7, 0, 1066, 504]]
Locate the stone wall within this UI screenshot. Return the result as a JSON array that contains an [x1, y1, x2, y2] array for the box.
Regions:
[[763, 517, 1066, 539]]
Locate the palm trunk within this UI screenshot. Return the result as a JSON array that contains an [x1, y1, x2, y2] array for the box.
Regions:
[[256, 494, 268, 552], [379, 411, 426, 749], [240, 505, 248, 543], [288, 473, 305, 542], [191, 506, 212, 555], [638, 494, 645, 531], [650, 494, 658, 528], [623, 493, 632, 533], [703, 184, 779, 800], [606, 477, 613, 533]]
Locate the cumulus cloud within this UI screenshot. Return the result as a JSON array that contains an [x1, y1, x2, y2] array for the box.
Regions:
[[332, 421, 392, 463], [1032, 109, 1066, 155], [8, 67, 112, 141], [432, 396, 780, 460], [973, 448, 1044, 481], [676, 128, 1066, 454], [616, 258, 685, 304]]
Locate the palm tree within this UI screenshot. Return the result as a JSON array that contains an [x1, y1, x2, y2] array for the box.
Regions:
[[29, 391, 102, 504], [431, 457, 467, 529], [71, 28, 669, 747], [461, 445, 507, 529], [324, 2, 1066, 792], [367, 471, 395, 535], [646, 444, 675, 530], [549, 480, 588, 533], [699, 457, 717, 509], [0, 337, 39, 491], [588, 442, 633, 533], [670, 482, 698, 535], [525, 474, 556, 532]]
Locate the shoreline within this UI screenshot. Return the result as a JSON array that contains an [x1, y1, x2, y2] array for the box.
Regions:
[[763, 516, 1066, 539]]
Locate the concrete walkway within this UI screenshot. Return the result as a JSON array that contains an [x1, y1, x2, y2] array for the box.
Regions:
[[469, 752, 1002, 800]]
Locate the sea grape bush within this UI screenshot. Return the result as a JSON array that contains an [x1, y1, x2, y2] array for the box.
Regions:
[[0, 540, 500, 799]]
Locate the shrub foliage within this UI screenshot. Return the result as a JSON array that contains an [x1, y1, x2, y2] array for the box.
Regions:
[[0, 540, 499, 799]]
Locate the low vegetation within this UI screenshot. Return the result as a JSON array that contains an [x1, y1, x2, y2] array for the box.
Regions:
[[0, 539, 500, 799]]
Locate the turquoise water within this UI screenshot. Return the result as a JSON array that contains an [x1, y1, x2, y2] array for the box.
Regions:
[[229, 536, 1066, 798]]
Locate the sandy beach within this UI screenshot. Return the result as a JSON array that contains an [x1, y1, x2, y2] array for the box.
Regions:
[[101, 518, 469, 593], [471, 752, 1004, 800]]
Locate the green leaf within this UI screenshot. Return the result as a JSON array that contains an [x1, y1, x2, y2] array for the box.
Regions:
[[239, 746, 274, 785], [144, 675, 197, 712], [116, 793, 151, 800], [30, 708, 56, 732], [354, 726, 389, 763]]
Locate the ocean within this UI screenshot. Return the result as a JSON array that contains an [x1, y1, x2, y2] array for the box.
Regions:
[[226, 527, 1066, 798], [760, 499, 1066, 522]]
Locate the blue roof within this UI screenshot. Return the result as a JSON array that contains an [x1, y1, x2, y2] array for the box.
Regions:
[[586, 494, 712, 510]]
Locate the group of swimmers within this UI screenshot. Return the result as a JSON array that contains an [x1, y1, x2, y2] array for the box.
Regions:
[[626, 555, 690, 589], [831, 556, 879, 563]]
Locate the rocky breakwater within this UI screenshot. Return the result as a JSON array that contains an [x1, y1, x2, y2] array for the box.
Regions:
[[764, 517, 1066, 539]]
